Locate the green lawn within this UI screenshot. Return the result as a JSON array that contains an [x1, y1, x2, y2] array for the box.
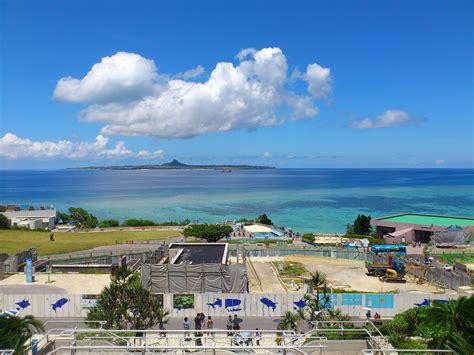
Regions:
[[0, 229, 181, 255]]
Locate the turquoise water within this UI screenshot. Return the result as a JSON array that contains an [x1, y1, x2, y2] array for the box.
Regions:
[[0, 169, 473, 233]]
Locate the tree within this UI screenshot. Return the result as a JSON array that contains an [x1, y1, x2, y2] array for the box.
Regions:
[[278, 311, 300, 332], [297, 271, 332, 327], [57, 211, 71, 224], [68, 207, 98, 228], [347, 214, 372, 235], [422, 296, 474, 350], [256, 213, 273, 226], [183, 224, 233, 242], [0, 314, 44, 354], [380, 297, 474, 351], [0, 214, 9, 229], [87, 265, 169, 330], [99, 219, 120, 228]]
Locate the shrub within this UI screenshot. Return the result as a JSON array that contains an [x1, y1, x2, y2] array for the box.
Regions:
[[0, 214, 10, 229], [99, 219, 120, 228], [302, 233, 315, 244], [183, 224, 233, 242], [122, 219, 157, 227]]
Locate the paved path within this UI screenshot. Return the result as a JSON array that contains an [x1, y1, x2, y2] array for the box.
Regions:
[[251, 262, 286, 293], [0, 274, 110, 294], [0, 284, 67, 294]]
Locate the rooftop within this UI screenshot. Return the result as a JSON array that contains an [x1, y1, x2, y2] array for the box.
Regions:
[[169, 243, 228, 264], [375, 213, 474, 227]]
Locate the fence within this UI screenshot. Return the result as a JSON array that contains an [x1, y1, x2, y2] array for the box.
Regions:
[[0, 292, 459, 319], [409, 266, 473, 289], [229, 247, 373, 261]]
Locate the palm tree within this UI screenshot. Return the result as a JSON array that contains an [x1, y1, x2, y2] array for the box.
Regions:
[[278, 311, 300, 332], [423, 296, 474, 335], [423, 296, 474, 353], [0, 314, 44, 354]]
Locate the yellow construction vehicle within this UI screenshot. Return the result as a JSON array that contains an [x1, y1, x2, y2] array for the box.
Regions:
[[379, 259, 430, 283]]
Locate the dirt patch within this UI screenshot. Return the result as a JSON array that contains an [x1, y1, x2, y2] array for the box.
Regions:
[[281, 255, 441, 293]]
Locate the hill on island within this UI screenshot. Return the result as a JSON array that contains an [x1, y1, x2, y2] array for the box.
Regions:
[[67, 159, 274, 170]]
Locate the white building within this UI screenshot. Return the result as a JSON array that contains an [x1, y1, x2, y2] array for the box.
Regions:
[[0, 206, 57, 230]]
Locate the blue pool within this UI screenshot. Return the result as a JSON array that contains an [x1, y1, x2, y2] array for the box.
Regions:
[[253, 231, 283, 238]]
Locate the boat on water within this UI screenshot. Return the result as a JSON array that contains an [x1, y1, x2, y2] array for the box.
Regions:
[[221, 168, 232, 173]]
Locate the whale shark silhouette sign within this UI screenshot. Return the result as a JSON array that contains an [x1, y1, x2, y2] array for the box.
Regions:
[[51, 298, 69, 312], [260, 297, 277, 311], [207, 298, 242, 312]]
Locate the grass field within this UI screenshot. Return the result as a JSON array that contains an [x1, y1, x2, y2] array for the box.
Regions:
[[0, 229, 181, 255]]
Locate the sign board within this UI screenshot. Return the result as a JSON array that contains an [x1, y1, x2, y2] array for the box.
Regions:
[[81, 294, 99, 309], [26, 258, 33, 284]]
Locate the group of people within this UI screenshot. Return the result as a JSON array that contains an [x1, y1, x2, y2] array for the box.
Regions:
[[182, 314, 264, 347]]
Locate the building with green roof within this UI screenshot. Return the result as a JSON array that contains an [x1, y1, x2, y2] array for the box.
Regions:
[[371, 213, 474, 244]]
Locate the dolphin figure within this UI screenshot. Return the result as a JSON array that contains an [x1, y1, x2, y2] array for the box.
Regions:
[[207, 298, 222, 309], [15, 299, 31, 310], [260, 297, 277, 311], [51, 298, 69, 312]]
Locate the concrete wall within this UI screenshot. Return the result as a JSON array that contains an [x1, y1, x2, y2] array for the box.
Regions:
[[0, 292, 459, 319]]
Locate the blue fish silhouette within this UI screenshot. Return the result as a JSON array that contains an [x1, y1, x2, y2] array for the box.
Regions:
[[433, 299, 448, 304], [293, 299, 306, 310], [225, 299, 241, 310], [51, 298, 68, 312], [207, 298, 222, 309], [15, 299, 31, 310], [414, 298, 430, 307], [260, 297, 277, 311], [1, 309, 19, 317]]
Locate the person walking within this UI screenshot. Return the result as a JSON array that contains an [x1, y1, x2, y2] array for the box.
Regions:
[[200, 313, 206, 329], [226, 315, 233, 336], [194, 313, 201, 330], [158, 320, 166, 337], [232, 314, 240, 330], [183, 317, 190, 339], [206, 316, 214, 337], [255, 328, 261, 346]]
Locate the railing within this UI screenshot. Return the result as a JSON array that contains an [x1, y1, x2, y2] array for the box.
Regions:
[[363, 349, 454, 354]]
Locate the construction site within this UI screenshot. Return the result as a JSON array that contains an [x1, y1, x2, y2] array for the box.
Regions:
[[1, 237, 473, 354]]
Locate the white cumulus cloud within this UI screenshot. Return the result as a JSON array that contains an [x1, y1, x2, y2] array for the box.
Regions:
[[54, 48, 329, 138], [0, 133, 164, 160], [352, 110, 418, 129], [53, 52, 160, 103], [435, 159, 445, 165], [262, 152, 272, 158], [304, 63, 333, 99]]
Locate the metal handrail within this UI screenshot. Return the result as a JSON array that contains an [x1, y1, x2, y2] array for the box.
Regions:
[[363, 349, 455, 354], [46, 344, 321, 355]]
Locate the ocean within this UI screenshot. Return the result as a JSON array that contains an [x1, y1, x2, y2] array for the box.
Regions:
[[0, 169, 473, 233]]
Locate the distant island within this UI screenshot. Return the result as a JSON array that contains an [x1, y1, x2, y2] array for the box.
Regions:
[[67, 159, 275, 171]]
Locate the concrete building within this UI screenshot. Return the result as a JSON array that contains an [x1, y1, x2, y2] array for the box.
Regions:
[[0, 205, 56, 230], [371, 213, 474, 244]]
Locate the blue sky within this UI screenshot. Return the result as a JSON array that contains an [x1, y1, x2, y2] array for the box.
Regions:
[[0, 0, 472, 168]]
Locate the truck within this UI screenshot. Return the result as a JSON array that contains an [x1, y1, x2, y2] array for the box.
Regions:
[[365, 257, 406, 278]]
